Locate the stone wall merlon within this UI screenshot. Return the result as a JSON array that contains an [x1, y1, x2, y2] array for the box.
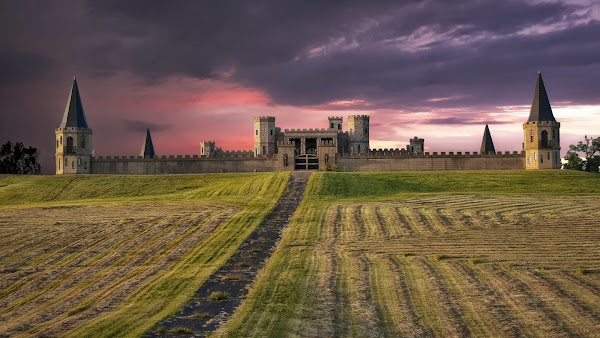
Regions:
[[339, 151, 525, 159]]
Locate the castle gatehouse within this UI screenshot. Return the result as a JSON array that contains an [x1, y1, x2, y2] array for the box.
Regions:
[[55, 73, 560, 174]]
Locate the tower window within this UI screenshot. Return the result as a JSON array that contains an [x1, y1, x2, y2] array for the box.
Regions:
[[72, 161, 75, 169], [338, 124, 341, 130], [201, 147, 204, 155], [540, 154, 544, 163], [255, 148, 258, 156], [56, 139, 59, 148], [547, 152, 550, 162], [58, 158, 61, 170], [331, 123, 334, 128], [262, 146, 266, 154], [84, 161, 87, 169], [65, 157, 68, 167], [534, 152, 537, 160], [364, 128, 368, 134], [60, 136, 63, 145], [255, 130, 258, 135], [81, 137, 85, 149], [270, 129, 273, 136], [66, 137, 74, 152], [358, 144, 361, 153], [541, 130, 548, 147], [530, 129, 534, 143], [78, 158, 81, 166], [528, 156, 530, 164]]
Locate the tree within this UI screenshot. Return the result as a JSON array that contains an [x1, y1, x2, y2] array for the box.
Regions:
[[0, 141, 41, 174], [564, 135, 600, 173]]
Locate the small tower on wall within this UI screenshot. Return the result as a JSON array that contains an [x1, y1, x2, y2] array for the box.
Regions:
[[348, 115, 370, 154], [55, 77, 93, 174], [254, 116, 276, 156], [140, 129, 156, 158], [480, 125, 496, 154], [409, 136, 425, 154], [523, 72, 561, 169]]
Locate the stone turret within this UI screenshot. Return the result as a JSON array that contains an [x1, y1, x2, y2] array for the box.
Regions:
[[328, 116, 343, 131], [55, 77, 93, 174], [523, 72, 561, 169], [140, 129, 156, 158], [254, 116, 276, 156], [480, 125, 496, 154], [409, 136, 425, 154], [348, 115, 369, 154]]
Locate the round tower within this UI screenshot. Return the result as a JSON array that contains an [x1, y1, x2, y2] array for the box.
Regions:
[[253, 116, 276, 156], [55, 77, 93, 174], [523, 72, 561, 169], [348, 115, 370, 154]]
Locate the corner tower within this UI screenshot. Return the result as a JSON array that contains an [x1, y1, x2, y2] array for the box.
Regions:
[[523, 72, 561, 169], [55, 77, 93, 174], [254, 116, 276, 156], [348, 115, 370, 154]]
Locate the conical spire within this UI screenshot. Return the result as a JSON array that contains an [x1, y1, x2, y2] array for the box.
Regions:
[[480, 124, 496, 154], [59, 77, 89, 128], [527, 71, 556, 122], [140, 129, 156, 158]]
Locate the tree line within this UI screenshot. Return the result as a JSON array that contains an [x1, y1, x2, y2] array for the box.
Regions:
[[564, 135, 600, 173], [0, 141, 41, 174]]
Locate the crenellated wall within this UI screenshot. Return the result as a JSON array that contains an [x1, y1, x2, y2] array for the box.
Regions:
[[336, 151, 525, 171]]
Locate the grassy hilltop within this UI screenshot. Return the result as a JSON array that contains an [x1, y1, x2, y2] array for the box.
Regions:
[[1, 170, 600, 337], [219, 170, 600, 337], [0, 173, 290, 337]]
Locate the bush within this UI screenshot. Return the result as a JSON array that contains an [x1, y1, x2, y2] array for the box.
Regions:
[[325, 163, 340, 172]]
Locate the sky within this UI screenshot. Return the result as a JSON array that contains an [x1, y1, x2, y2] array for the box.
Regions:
[[1, 0, 599, 174]]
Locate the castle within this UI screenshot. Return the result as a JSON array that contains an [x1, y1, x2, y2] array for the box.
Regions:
[[55, 72, 560, 174]]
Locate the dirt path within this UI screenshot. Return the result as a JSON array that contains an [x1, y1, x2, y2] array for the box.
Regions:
[[147, 171, 311, 337]]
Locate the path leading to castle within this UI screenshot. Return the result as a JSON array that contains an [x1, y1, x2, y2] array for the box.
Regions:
[[147, 171, 311, 337]]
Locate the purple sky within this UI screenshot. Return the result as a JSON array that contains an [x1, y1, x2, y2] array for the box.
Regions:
[[1, 1, 599, 174]]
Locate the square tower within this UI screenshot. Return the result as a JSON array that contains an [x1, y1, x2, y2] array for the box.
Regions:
[[254, 116, 276, 156], [328, 116, 343, 131], [55, 78, 93, 174], [523, 72, 561, 169], [348, 115, 370, 154]]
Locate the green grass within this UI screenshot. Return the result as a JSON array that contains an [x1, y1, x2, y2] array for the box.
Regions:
[[208, 291, 231, 301], [218, 170, 600, 337], [0, 172, 290, 337], [307, 170, 600, 201]]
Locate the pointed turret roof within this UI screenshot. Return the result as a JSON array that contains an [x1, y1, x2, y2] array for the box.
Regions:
[[527, 71, 556, 122], [59, 77, 89, 128], [480, 124, 496, 154], [140, 129, 156, 158]]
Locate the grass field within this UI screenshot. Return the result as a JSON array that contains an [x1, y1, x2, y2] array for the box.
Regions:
[[219, 170, 600, 337], [0, 173, 290, 337]]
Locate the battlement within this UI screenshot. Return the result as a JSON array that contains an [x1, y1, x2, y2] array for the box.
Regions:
[[319, 139, 336, 146], [284, 128, 332, 132], [277, 140, 296, 146], [523, 121, 560, 126], [328, 116, 343, 119], [254, 116, 275, 122], [340, 150, 525, 158], [349, 115, 370, 119]]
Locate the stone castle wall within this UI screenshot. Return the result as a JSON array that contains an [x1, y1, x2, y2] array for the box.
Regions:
[[336, 151, 525, 171], [87, 150, 525, 174]]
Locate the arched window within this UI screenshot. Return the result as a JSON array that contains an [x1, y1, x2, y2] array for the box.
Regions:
[[528, 156, 531, 164], [78, 158, 81, 166], [66, 136, 74, 152], [534, 152, 537, 160], [64, 157, 68, 167], [541, 130, 548, 147], [540, 154, 544, 163], [358, 144, 361, 153], [72, 161, 75, 169], [60, 136, 63, 145], [547, 152, 550, 162], [56, 139, 59, 148], [58, 157, 61, 170], [364, 128, 368, 134]]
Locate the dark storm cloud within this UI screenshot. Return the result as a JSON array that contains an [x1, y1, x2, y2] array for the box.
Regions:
[[122, 119, 173, 133], [75, 0, 597, 108], [426, 117, 512, 125], [0, 51, 54, 85]]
